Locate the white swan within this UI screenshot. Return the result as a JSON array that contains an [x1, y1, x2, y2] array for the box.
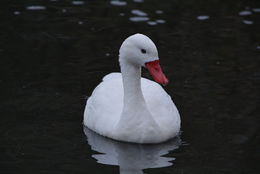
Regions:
[[84, 33, 181, 144]]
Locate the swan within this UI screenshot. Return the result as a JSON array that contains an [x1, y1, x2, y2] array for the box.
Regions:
[[83, 33, 181, 144]]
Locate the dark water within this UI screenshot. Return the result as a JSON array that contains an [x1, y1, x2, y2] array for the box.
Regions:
[[1, 0, 260, 173]]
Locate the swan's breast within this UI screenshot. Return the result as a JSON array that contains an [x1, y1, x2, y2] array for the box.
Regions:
[[141, 78, 181, 138]]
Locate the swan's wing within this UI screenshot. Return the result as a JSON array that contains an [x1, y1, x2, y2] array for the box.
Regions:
[[102, 72, 122, 82], [84, 73, 123, 137], [141, 78, 181, 138]]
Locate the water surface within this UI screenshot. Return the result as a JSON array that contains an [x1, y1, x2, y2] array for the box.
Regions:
[[0, 0, 260, 173]]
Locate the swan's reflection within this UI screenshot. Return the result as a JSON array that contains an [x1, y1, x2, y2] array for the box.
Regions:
[[84, 127, 181, 174]]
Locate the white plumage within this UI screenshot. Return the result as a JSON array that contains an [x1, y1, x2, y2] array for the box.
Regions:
[[84, 34, 181, 143]]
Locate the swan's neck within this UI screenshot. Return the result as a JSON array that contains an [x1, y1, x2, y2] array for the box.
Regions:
[[120, 61, 145, 108], [115, 59, 161, 142]]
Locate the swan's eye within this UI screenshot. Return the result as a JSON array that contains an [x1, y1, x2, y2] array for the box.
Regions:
[[141, 49, 146, 54]]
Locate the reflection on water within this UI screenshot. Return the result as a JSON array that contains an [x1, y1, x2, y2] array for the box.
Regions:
[[242, 20, 254, 25], [14, 11, 21, 15], [156, 19, 165, 24], [71, 1, 85, 6], [197, 15, 210, 20], [253, 8, 260, 12], [110, 1, 166, 25], [26, 5, 46, 10], [131, 9, 148, 17], [110, 0, 127, 6], [147, 21, 157, 26], [238, 6, 260, 25], [62, 8, 67, 13], [129, 16, 149, 22], [84, 127, 181, 174], [155, 10, 163, 14], [78, 21, 84, 25], [239, 10, 252, 16], [133, 0, 144, 3]]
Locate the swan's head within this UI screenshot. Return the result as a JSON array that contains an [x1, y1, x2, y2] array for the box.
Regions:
[[119, 33, 168, 85]]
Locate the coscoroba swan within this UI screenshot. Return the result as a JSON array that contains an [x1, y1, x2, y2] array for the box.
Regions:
[[84, 33, 181, 144]]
